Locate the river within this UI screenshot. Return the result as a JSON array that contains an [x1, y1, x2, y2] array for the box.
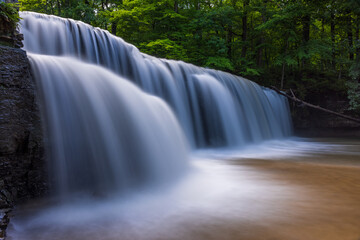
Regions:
[[7, 138, 360, 240]]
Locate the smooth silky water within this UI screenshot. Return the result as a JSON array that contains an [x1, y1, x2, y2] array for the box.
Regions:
[[7, 12, 360, 240], [8, 138, 360, 240]]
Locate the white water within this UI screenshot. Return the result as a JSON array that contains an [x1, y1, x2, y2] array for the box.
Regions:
[[9, 138, 360, 240], [18, 11, 293, 198], [8, 12, 300, 239], [21, 12, 292, 150], [29, 54, 189, 197]]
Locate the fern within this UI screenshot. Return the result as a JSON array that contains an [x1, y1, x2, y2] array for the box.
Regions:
[[0, 2, 20, 29]]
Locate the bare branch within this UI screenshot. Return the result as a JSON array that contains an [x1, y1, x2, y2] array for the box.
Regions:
[[271, 86, 360, 124]]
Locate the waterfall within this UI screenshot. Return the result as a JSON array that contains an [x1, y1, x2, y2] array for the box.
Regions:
[[20, 12, 292, 197], [29, 54, 189, 198], [21, 12, 292, 149]]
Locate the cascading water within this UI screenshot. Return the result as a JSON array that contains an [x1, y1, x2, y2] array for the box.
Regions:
[[6, 12, 297, 240], [21, 12, 292, 151], [9, 12, 360, 240], [29, 54, 189, 198], [19, 11, 292, 197]]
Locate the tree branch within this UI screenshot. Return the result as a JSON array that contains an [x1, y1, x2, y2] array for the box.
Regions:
[[271, 86, 360, 124]]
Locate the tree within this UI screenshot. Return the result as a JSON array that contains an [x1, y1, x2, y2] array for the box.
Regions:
[[18, 0, 360, 107]]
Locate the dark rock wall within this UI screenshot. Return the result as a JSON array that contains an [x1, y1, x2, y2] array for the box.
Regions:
[[0, 46, 46, 209]]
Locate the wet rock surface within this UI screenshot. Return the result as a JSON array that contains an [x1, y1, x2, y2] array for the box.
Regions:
[[0, 46, 47, 206], [0, 209, 10, 240]]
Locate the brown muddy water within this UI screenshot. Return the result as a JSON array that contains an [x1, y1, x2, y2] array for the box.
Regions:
[[7, 138, 360, 240]]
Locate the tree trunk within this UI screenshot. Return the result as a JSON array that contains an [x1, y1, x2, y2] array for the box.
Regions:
[[303, 15, 310, 43], [256, 38, 263, 67], [49, 0, 54, 15], [281, 63, 285, 89], [330, 11, 336, 69], [241, 0, 249, 59], [56, 0, 61, 15], [227, 27, 232, 60], [111, 21, 117, 36], [174, 0, 178, 13], [195, 0, 200, 10], [302, 14, 310, 68], [44, 0, 48, 13], [347, 12, 354, 60], [338, 64, 342, 80], [281, 40, 289, 89], [257, 1, 267, 67], [356, 18, 360, 58]]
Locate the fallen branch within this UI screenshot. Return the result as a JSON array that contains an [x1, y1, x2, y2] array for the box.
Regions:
[[271, 86, 360, 124]]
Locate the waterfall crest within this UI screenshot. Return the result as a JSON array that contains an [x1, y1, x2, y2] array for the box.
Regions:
[[21, 12, 292, 149]]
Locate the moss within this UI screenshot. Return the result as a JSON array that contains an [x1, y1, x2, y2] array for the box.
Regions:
[[0, 3, 21, 47]]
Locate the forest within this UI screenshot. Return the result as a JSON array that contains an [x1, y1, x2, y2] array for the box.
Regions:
[[17, 0, 360, 112]]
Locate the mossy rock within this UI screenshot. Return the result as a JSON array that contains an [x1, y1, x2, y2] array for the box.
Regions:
[[0, 2, 19, 32], [0, 2, 21, 48]]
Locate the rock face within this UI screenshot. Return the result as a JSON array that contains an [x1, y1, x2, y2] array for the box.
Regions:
[[0, 46, 46, 210]]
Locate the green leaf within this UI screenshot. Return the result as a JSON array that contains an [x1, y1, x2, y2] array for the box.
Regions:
[[205, 57, 234, 72]]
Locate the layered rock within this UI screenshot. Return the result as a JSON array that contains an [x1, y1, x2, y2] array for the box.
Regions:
[[0, 46, 46, 210]]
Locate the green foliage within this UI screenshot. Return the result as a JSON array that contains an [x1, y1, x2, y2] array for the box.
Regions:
[[347, 80, 360, 112], [205, 57, 234, 72], [19, 0, 47, 14], [347, 60, 360, 112], [0, 2, 20, 29], [18, 0, 360, 112], [64, 2, 96, 23], [349, 60, 360, 81], [140, 39, 188, 61]]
